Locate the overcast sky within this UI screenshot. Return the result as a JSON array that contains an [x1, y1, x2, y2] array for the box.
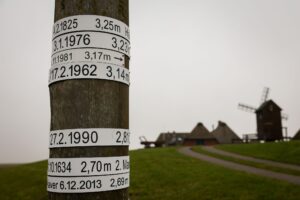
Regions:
[[0, 0, 299, 163]]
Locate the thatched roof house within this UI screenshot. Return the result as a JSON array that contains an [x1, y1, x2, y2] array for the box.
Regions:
[[183, 123, 218, 146], [211, 121, 242, 144], [151, 121, 242, 148], [293, 129, 300, 140]]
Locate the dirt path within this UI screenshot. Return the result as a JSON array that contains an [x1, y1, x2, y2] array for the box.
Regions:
[[178, 147, 300, 186], [203, 146, 300, 171]]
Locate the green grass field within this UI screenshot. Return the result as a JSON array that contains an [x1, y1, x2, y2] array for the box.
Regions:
[[0, 161, 47, 200], [192, 146, 300, 176], [0, 148, 300, 200], [216, 141, 300, 165]]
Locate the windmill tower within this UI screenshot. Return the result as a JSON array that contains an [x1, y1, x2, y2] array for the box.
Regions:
[[238, 87, 288, 141]]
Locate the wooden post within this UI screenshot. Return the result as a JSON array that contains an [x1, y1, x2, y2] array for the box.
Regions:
[[48, 0, 129, 199]]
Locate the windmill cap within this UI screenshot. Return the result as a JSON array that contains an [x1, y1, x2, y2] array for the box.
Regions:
[[256, 99, 282, 112]]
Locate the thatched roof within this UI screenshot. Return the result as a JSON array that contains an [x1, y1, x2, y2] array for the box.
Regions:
[[185, 122, 215, 140], [293, 129, 300, 140], [211, 121, 242, 144]]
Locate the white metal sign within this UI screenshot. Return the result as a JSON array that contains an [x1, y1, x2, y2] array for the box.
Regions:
[[51, 48, 125, 67], [52, 30, 130, 57], [49, 128, 130, 148], [50, 15, 130, 85], [52, 15, 130, 41], [48, 156, 129, 176], [48, 62, 130, 85], [47, 172, 129, 193]]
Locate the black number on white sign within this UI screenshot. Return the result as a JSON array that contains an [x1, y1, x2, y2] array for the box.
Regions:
[[53, 18, 78, 35], [116, 131, 130, 144], [48, 161, 72, 173], [58, 180, 102, 190], [110, 177, 129, 188], [81, 161, 112, 174], [111, 37, 130, 54], [49, 130, 99, 146], [53, 34, 91, 52], [49, 64, 97, 82]]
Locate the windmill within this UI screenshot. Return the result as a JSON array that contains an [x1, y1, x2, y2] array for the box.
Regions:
[[238, 87, 288, 141]]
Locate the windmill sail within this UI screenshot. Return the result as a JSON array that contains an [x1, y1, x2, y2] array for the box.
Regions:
[[260, 87, 270, 104], [238, 103, 257, 113]]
